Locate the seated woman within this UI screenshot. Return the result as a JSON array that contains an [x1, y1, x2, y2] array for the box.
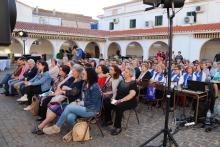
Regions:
[[137, 62, 152, 83], [149, 65, 165, 101], [193, 64, 206, 82], [179, 65, 194, 88], [103, 67, 137, 135], [23, 61, 53, 111], [42, 68, 102, 135], [97, 65, 109, 89], [210, 63, 220, 113], [48, 58, 60, 81], [213, 63, 220, 98], [102, 65, 122, 100], [151, 65, 165, 83], [37, 65, 72, 120], [32, 64, 84, 135]]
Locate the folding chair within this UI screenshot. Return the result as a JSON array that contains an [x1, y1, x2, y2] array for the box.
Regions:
[[79, 96, 104, 141]]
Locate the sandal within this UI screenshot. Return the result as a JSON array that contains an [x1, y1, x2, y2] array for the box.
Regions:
[[32, 127, 44, 135]]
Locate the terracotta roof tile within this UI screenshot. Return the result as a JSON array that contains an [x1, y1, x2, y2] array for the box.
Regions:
[[109, 23, 220, 36], [15, 21, 109, 37], [15, 22, 220, 37]]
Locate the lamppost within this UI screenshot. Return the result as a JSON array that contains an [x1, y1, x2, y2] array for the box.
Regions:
[[17, 31, 28, 55]]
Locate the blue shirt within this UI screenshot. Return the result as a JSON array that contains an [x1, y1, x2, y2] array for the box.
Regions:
[[29, 71, 52, 92], [75, 48, 83, 60]]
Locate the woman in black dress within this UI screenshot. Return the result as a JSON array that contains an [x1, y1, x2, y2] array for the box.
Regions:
[[103, 66, 138, 135]]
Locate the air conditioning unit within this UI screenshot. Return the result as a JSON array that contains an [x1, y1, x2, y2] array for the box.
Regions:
[[113, 18, 119, 24], [195, 5, 205, 13], [184, 16, 195, 24], [145, 21, 153, 27]]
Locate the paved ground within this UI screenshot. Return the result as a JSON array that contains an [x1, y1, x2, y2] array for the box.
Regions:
[[0, 69, 220, 147]]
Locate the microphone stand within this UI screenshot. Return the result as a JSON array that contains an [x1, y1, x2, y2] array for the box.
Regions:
[[140, 1, 179, 147]]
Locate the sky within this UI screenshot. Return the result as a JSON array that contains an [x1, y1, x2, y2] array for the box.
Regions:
[[18, 0, 131, 19]]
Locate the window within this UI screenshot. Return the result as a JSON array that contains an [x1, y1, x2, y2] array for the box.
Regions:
[[39, 17, 46, 24], [112, 9, 118, 15], [155, 15, 163, 26], [130, 19, 136, 28], [109, 22, 114, 30], [187, 11, 197, 22]]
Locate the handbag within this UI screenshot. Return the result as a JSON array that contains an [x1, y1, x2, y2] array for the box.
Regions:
[[30, 96, 39, 116], [50, 95, 66, 104], [145, 85, 156, 101], [62, 120, 92, 143], [72, 120, 92, 142]]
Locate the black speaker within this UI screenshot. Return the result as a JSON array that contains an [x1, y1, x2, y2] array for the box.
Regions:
[[143, 0, 185, 8], [0, 0, 17, 46], [163, 0, 185, 8]]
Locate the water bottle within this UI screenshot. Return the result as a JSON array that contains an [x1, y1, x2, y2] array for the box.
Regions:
[[205, 109, 211, 125]]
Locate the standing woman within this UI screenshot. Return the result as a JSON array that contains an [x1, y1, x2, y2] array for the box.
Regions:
[[43, 68, 102, 135], [24, 61, 52, 111]]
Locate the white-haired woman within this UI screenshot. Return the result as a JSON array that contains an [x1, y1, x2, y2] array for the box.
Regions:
[[103, 67, 138, 135], [32, 64, 84, 135]]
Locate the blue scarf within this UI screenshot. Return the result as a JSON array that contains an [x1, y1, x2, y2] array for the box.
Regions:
[[149, 69, 154, 77], [183, 73, 193, 86], [195, 71, 203, 81], [171, 73, 180, 82], [155, 72, 164, 82]]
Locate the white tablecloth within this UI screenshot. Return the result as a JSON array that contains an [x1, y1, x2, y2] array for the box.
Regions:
[[0, 59, 11, 71]]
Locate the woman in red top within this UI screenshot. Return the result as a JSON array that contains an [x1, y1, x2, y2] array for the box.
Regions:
[[97, 65, 109, 89]]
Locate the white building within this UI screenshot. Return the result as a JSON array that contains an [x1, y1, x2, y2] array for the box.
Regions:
[[0, 0, 220, 62], [0, 1, 102, 60], [98, 0, 220, 61]]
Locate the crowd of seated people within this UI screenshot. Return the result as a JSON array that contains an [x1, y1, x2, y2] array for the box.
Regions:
[[0, 55, 219, 139]]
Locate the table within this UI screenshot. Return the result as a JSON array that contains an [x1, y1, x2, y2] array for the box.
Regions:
[[0, 59, 11, 71], [173, 89, 208, 124]]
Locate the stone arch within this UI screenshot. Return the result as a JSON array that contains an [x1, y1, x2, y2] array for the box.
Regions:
[[30, 39, 54, 60], [149, 41, 169, 58], [0, 38, 23, 56], [200, 38, 220, 61], [60, 40, 78, 52], [108, 42, 121, 59], [85, 42, 100, 58], [126, 42, 143, 59]]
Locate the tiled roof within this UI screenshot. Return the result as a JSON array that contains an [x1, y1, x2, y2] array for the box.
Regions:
[[109, 23, 220, 36], [15, 21, 220, 37], [15, 21, 109, 37]]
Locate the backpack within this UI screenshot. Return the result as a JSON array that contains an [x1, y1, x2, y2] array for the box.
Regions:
[[30, 96, 39, 116], [79, 48, 85, 59], [145, 85, 156, 101], [62, 120, 92, 143]]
